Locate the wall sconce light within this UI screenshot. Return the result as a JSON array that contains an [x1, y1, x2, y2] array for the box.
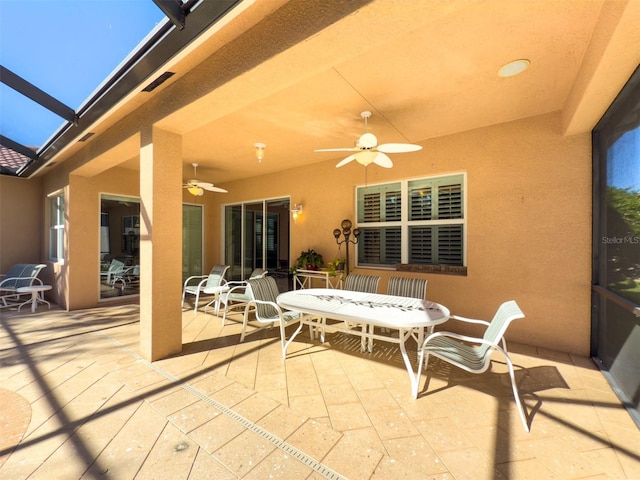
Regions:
[[254, 142, 266, 163], [291, 204, 303, 223]]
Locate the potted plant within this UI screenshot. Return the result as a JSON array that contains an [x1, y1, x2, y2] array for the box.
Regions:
[[327, 257, 346, 277], [296, 249, 324, 271]]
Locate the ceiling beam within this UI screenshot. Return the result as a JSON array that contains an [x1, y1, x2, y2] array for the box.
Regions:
[[20, 0, 243, 178], [0, 135, 38, 160], [0, 65, 77, 124], [153, 0, 186, 30]]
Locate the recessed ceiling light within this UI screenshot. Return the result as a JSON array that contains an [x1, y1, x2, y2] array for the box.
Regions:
[[498, 59, 530, 78]]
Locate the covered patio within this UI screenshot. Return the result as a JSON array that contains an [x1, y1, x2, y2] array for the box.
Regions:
[[2, 305, 639, 479], [1, 1, 640, 476]]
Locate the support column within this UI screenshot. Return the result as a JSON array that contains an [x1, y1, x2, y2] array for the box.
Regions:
[[139, 126, 183, 361]]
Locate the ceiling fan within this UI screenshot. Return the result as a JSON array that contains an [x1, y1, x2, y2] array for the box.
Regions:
[[315, 111, 422, 168], [183, 163, 227, 196]]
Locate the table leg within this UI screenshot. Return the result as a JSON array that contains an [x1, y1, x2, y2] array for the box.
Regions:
[[31, 291, 37, 313], [203, 292, 224, 316], [214, 292, 221, 316]]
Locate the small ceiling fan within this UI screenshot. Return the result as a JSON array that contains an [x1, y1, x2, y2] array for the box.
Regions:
[[183, 163, 227, 196], [315, 111, 422, 168]]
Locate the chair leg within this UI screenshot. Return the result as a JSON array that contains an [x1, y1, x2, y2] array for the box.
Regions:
[[280, 319, 304, 359], [193, 292, 199, 312], [214, 294, 221, 316], [221, 301, 228, 326], [414, 349, 429, 399], [320, 317, 326, 343], [497, 346, 530, 432], [240, 304, 251, 342]]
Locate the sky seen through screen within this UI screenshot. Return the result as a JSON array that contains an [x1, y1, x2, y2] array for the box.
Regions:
[[0, 0, 165, 148]]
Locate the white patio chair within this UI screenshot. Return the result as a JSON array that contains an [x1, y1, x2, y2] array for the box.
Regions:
[[0, 263, 47, 308], [217, 268, 267, 324], [344, 273, 380, 293], [243, 276, 308, 358], [386, 276, 428, 338], [101, 259, 126, 286], [337, 273, 381, 349], [387, 276, 427, 299], [112, 265, 140, 291], [181, 264, 229, 312], [415, 300, 530, 432]]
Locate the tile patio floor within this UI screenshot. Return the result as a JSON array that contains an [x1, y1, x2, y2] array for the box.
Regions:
[[1, 301, 639, 479]]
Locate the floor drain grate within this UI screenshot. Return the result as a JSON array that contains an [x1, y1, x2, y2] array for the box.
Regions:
[[102, 334, 347, 480]]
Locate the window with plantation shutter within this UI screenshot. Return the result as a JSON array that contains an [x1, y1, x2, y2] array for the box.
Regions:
[[437, 225, 463, 264], [358, 183, 401, 223], [438, 183, 462, 219], [358, 227, 401, 266], [409, 226, 432, 263], [410, 187, 432, 221], [363, 193, 380, 222], [356, 174, 465, 269], [385, 190, 401, 221]]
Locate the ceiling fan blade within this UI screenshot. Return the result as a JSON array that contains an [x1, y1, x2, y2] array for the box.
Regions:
[[315, 147, 360, 152], [373, 152, 393, 168], [202, 185, 228, 193], [196, 181, 227, 193], [336, 154, 357, 168], [377, 143, 422, 154]]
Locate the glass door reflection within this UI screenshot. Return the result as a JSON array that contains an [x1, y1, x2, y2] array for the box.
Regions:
[[100, 195, 140, 299]]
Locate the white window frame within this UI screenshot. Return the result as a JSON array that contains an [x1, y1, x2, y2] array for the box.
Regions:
[[48, 191, 65, 263], [355, 172, 467, 269]]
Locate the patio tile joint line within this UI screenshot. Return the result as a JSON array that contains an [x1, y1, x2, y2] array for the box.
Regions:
[[98, 331, 347, 480]]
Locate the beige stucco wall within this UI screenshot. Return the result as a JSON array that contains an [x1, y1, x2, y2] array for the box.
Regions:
[[24, 109, 591, 355], [0, 175, 43, 270], [213, 111, 592, 355], [68, 168, 141, 310]]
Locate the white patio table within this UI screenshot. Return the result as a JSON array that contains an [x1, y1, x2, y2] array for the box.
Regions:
[[16, 285, 52, 313], [202, 284, 230, 316], [277, 288, 450, 397]]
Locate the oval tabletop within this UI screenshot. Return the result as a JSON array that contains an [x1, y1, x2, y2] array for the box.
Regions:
[[277, 288, 449, 329]]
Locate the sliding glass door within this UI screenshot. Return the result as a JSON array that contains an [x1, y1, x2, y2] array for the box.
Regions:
[[183, 204, 203, 282], [224, 198, 290, 284], [99, 194, 140, 299], [99, 198, 203, 299]]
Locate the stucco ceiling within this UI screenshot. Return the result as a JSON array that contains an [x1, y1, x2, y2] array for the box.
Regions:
[[67, 0, 640, 185]]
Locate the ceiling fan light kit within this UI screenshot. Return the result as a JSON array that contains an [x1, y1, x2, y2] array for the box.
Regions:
[[187, 185, 204, 196], [315, 111, 422, 168], [183, 163, 228, 195]]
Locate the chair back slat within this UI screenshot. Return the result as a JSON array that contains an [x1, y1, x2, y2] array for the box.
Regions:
[[480, 300, 526, 355], [210, 264, 229, 277], [387, 276, 427, 299], [248, 276, 280, 319], [1, 263, 46, 289], [344, 273, 380, 293], [249, 268, 267, 279], [205, 265, 229, 288]]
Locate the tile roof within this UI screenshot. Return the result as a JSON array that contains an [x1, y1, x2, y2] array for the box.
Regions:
[[0, 145, 33, 175]]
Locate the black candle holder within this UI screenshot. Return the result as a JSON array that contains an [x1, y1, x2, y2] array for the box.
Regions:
[[333, 219, 360, 277]]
